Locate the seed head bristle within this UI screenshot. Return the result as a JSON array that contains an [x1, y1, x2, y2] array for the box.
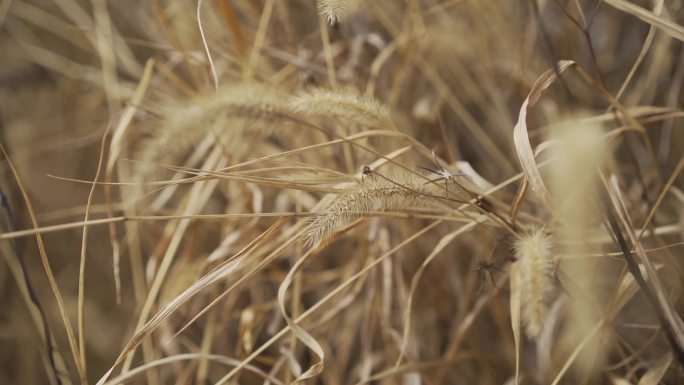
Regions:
[[138, 83, 288, 176], [304, 169, 442, 246], [514, 228, 553, 340], [317, 0, 357, 25], [289, 87, 390, 129]]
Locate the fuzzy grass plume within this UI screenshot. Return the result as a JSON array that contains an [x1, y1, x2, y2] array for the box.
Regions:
[[514, 227, 553, 340], [289, 87, 391, 129], [550, 118, 609, 378], [317, 0, 358, 25], [140, 83, 289, 171], [304, 168, 443, 245]]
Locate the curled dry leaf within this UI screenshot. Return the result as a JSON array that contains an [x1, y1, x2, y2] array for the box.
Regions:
[[512, 60, 576, 211]]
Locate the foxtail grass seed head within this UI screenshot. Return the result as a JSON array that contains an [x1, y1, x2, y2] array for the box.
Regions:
[[138, 83, 289, 178], [289, 87, 390, 129], [317, 0, 358, 25], [304, 168, 443, 246], [514, 228, 553, 340]]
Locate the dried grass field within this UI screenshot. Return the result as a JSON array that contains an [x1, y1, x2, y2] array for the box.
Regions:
[[1, 0, 684, 384]]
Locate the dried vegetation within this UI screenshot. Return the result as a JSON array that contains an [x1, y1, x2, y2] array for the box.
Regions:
[[1, 1, 684, 384]]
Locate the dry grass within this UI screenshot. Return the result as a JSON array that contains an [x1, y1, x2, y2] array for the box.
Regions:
[[1, 1, 684, 384]]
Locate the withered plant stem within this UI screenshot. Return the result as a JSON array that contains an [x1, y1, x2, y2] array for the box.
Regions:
[[603, 195, 684, 368]]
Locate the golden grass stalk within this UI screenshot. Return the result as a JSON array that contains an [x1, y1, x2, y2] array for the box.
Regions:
[[0, 143, 87, 382]]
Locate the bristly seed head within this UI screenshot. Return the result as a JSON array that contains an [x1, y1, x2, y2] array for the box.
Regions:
[[317, 0, 357, 26], [514, 227, 553, 340], [303, 168, 443, 246]]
